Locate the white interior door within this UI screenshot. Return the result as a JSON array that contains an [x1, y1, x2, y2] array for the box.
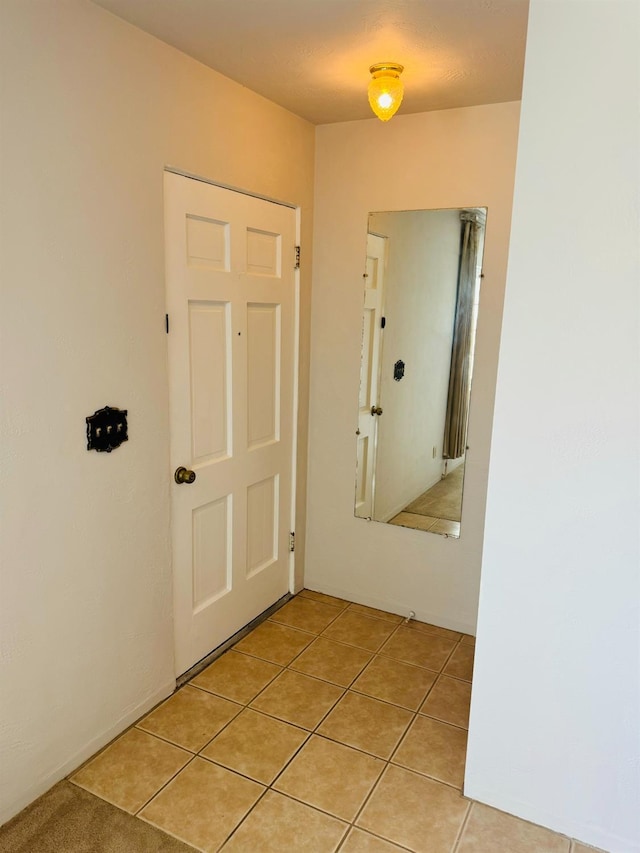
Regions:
[[164, 172, 297, 676], [355, 233, 387, 518]]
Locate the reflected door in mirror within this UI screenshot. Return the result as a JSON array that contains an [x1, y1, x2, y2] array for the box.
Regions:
[[354, 233, 387, 519]]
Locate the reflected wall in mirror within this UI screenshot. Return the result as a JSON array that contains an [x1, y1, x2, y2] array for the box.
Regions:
[[354, 207, 486, 538]]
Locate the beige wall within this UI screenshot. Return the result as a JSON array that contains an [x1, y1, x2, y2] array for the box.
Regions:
[[466, 2, 640, 850], [0, 0, 314, 823], [306, 102, 520, 633]]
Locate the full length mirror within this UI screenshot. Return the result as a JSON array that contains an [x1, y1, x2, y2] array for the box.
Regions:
[[354, 207, 486, 537]]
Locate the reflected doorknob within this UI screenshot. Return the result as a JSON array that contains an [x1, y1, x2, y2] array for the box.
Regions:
[[174, 466, 196, 484], [371, 406, 383, 416]]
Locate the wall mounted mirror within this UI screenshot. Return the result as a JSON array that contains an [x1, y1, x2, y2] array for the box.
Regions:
[[354, 207, 487, 537]]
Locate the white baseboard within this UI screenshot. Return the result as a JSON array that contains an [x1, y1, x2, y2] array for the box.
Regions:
[[377, 473, 445, 523], [462, 785, 639, 853], [303, 582, 476, 636], [0, 678, 175, 827]]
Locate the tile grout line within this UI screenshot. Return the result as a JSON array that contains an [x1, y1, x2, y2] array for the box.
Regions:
[[450, 799, 474, 853], [75, 592, 473, 852], [133, 606, 324, 848], [323, 621, 470, 846], [135, 623, 326, 853], [188, 667, 283, 704], [338, 647, 446, 842], [334, 823, 416, 853], [214, 601, 466, 848], [139, 606, 469, 849], [268, 593, 348, 634], [139, 814, 205, 853], [133, 753, 198, 817], [176, 591, 293, 689], [295, 588, 473, 640], [132, 724, 199, 755], [212, 785, 351, 852], [217, 605, 470, 772]]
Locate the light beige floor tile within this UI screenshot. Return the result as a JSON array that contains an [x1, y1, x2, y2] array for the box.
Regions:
[[388, 512, 439, 531], [137, 686, 241, 752], [341, 828, 408, 852], [357, 765, 469, 852], [460, 634, 476, 646], [139, 757, 263, 852], [221, 790, 347, 852], [457, 803, 571, 853], [322, 611, 397, 652], [191, 650, 281, 704], [317, 692, 412, 759], [419, 675, 472, 729], [443, 644, 475, 682], [380, 626, 457, 671], [430, 519, 461, 537], [71, 728, 191, 814], [299, 589, 351, 610], [270, 596, 343, 634], [392, 715, 467, 789], [234, 620, 314, 665], [201, 708, 308, 784], [348, 603, 403, 624], [405, 619, 462, 642], [273, 735, 384, 821], [352, 655, 437, 711], [250, 670, 343, 730], [290, 637, 373, 687]]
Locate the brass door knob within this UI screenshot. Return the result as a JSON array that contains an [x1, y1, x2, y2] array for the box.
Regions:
[[371, 406, 383, 416], [174, 466, 196, 484]]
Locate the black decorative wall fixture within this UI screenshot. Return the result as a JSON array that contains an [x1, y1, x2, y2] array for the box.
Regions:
[[394, 360, 405, 381], [86, 406, 128, 453]]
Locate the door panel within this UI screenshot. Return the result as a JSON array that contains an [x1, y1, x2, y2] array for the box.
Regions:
[[192, 496, 231, 608], [246, 474, 278, 577], [165, 172, 296, 676], [355, 234, 387, 519], [247, 303, 280, 448], [188, 301, 230, 462]]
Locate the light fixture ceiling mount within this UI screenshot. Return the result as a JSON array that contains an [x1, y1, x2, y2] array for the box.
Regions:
[[368, 62, 404, 122]]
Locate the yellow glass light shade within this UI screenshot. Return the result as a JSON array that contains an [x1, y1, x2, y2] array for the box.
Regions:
[[368, 63, 404, 122]]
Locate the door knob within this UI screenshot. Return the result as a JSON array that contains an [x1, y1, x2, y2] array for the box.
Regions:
[[371, 406, 383, 416], [174, 466, 196, 484]]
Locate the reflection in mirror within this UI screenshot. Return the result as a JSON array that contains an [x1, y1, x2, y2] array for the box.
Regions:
[[354, 207, 486, 537]]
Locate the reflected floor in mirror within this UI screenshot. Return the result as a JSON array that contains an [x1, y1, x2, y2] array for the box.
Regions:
[[389, 464, 464, 537]]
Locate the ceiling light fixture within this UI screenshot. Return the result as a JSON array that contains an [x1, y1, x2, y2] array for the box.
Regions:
[[368, 62, 404, 122]]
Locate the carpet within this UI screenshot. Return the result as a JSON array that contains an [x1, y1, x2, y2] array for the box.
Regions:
[[0, 782, 193, 853]]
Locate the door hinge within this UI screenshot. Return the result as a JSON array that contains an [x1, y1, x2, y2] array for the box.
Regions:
[[381, 316, 386, 329], [294, 246, 301, 270], [289, 531, 296, 552], [165, 313, 169, 334]]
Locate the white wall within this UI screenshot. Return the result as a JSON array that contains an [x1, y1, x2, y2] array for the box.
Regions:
[[368, 209, 460, 521], [0, 0, 314, 824], [466, 2, 640, 852], [306, 102, 520, 632]]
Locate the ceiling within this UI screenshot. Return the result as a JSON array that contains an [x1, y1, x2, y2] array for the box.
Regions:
[[92, 0, 529, 125]]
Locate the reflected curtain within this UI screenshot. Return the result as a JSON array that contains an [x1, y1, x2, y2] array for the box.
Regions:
[[443, 212, 481, 460]]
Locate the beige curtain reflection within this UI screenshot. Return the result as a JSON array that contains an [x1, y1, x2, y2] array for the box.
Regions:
[[443, 213, 481, 460]]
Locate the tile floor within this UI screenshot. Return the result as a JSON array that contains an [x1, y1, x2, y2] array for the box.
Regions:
[[389, 465, 464, 536], [70, 591, 600, 853], [388, 512, 461, 537]]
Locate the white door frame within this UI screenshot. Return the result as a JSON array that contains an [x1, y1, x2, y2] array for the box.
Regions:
[[164, 166, 301, 606]]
